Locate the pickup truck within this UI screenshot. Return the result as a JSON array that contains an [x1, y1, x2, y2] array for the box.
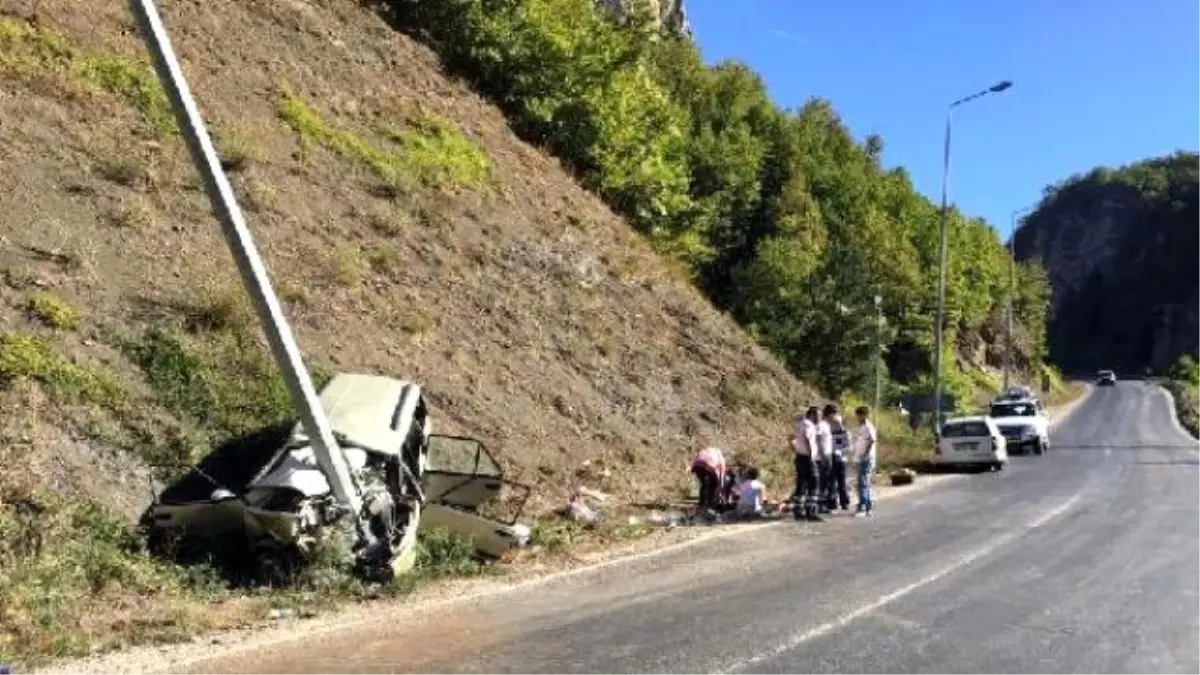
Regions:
[[988, 399, 1050, 455]]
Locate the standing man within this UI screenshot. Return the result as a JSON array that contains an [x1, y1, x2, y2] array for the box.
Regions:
[[823, 404, 851, 511], [814, 406, 834, 515], [791, 407, 822, 522], [853, 405, 878, 517]]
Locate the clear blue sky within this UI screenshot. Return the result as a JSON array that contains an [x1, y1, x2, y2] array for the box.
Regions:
[[686, 0, 1199, 240]]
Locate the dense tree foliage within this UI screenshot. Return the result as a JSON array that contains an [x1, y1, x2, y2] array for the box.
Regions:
[[1014, 151, 1198, 373], [383, 0, 1049, 401]]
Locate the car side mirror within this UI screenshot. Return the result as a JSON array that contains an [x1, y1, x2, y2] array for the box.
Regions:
[[211, 488, 236, 502]]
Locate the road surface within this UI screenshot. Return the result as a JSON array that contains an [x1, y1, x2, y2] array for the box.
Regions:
[[179, 382, 1199, 674]]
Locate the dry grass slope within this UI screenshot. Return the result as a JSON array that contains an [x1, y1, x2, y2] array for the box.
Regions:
[[0, 0, 831, 663]]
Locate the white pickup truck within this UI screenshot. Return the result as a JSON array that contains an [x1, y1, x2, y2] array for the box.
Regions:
[[988, 398, 1050, 455]]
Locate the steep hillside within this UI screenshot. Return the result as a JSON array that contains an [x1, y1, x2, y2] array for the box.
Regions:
[[1013, 151, 1199, 373], [0, 0, 820, 506]]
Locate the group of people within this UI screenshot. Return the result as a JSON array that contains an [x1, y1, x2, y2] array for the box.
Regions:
[[689, 404, 878, 522], [791, 403, 877, 521]]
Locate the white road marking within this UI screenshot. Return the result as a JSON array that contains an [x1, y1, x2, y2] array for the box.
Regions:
[[720, 492, 1084, 673]]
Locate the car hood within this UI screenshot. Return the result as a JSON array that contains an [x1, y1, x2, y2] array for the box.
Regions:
[[248, 446, 372, 498], [992, 416, 1040, 429]]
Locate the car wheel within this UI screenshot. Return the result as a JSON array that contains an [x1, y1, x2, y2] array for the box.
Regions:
[[1032, 438, 1044, 456], [252, 540, 300, 588]]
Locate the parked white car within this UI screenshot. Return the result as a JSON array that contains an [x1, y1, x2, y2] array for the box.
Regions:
[[934, 416, 1008, 471], [988, 398, 1050, 455]]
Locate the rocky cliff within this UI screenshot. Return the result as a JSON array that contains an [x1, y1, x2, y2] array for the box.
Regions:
[[596, 0, 690, 36], [1013, 151, 1199, 373]]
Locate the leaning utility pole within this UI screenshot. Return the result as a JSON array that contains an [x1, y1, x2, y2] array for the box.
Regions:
[[127, 0, 366, 529]]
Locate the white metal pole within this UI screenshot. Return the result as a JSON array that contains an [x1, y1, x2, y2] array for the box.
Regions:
[[127, 0, 364, 520]]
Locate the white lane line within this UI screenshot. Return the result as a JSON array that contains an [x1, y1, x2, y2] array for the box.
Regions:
[[720, 492, 1084, 674]]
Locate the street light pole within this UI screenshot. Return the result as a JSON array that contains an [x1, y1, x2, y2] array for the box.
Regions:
[[127, 0, 368, 533], [932, 80, 1012, 435]]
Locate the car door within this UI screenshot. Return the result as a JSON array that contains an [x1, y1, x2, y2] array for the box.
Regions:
[[420, 503, 530, 558]]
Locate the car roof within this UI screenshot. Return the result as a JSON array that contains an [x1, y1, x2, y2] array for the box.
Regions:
[[288, 372, 424, 454]]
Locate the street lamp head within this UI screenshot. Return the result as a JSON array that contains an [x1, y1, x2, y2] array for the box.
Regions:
[[989, 80, 1013, 93]]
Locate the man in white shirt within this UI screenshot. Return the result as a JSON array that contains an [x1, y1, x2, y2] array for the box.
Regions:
[[814, 407, 834, 515], [790, 407, 823, 522], [853, 405, 878, 517]]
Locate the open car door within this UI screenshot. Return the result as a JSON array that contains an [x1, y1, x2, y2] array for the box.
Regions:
[[421, 435, 532, 557], [421, 503, 530, 558]]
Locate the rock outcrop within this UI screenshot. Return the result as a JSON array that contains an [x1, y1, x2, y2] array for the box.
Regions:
[[596, 0, 690, 37], [1013, 151, 1199, 373]]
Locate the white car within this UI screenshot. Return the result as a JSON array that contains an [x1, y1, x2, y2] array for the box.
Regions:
[[934, 416, 1008, 471], [988, 398, 1050, 455]]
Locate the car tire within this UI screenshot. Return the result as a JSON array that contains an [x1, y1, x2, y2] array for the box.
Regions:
[[252, 540, 300, 588], [1033, 438, 1045, 456]]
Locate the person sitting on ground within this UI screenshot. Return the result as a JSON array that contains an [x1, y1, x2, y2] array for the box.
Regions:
[[690, 443, 727, 513], [734, 466, 767, 518], [721, 458, 748, 508]]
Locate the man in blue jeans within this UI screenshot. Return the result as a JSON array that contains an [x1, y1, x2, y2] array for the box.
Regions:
[[853, 405, 878, 517]]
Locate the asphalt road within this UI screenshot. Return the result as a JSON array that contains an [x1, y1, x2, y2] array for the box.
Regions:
[[180, 382, 1199, 674]]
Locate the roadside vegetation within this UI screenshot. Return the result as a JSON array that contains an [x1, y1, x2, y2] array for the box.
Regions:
[[1164, 355, 1199, 438]]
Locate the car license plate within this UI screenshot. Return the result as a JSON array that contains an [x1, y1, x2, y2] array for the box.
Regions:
[[954, 442, 979, 451]]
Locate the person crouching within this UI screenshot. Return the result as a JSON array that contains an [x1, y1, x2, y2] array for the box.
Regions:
[[690, 444, 727, 514]]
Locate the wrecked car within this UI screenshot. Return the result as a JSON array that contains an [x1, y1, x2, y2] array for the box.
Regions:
[[141, 372, 531, 585]]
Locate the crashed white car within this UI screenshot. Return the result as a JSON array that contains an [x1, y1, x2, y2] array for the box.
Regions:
[[142, 372, 531, 584], [988, 398, 1050, 456]]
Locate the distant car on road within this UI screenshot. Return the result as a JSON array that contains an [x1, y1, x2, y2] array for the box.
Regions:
[[988, 399, 1050, 455], [933, 416, 1008, 472], [1097, 370, 1117, 386]]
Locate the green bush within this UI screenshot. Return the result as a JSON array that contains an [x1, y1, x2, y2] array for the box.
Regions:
[[1169, 354, 1200, 386]]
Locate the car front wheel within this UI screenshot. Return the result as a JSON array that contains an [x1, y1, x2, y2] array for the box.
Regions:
[[1032, 438, 1045, 455]]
